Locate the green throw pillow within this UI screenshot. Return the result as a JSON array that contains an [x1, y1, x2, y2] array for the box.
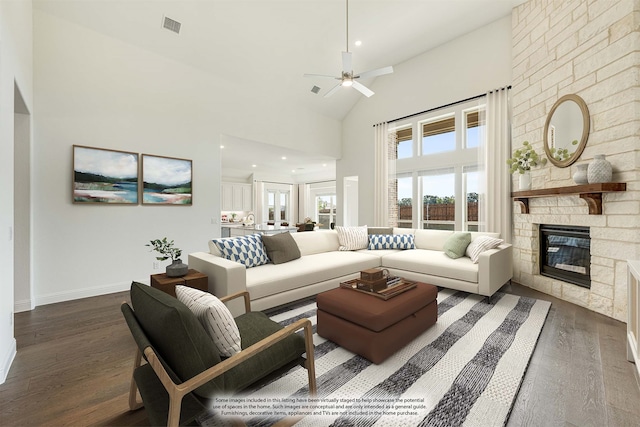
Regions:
[[261, 232, 301, 264], [443, 232, 472, 259]]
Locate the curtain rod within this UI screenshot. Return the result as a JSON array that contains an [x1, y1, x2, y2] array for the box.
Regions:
[[377, 86, 511, 126]]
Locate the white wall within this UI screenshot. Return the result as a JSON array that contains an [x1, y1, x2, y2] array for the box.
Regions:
[[31, 10, 341, 305], [0, 0, 33, 384], [339, 16, 513, 226]]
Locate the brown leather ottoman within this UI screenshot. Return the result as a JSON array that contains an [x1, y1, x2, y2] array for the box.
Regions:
[[316, 282, 438, 364]]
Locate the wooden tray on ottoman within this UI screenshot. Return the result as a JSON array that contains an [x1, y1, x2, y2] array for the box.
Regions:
[[340, 278, 417, 300]]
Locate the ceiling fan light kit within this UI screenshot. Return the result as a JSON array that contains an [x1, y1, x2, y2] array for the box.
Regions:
[[303, 0, 393, 98]]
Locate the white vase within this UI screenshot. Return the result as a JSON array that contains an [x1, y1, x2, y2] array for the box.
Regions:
[[573, 164, 589, 185], [587, 154, 612, 183], [519, 171, 531, 191]]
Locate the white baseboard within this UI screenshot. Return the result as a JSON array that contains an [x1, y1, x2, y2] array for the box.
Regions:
[[34, 279, 149, 307], [14, 298, 34, 313], [0, 338, 17, 385]]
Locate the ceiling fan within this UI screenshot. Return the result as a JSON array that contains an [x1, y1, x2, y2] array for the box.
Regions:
[[304, 0, 393, 98]]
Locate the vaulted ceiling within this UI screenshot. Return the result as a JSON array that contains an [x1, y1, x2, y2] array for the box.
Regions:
[[34, 0, 524, 122]]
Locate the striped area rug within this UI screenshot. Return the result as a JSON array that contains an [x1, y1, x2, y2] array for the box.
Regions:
[[204, 289, 550, 427]]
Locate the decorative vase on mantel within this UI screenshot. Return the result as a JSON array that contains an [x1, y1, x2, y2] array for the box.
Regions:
[[519, 171, 532, 191], [573, 163, 589, 185], [587, 154, 612, 184], [166, 259, 188, 277]]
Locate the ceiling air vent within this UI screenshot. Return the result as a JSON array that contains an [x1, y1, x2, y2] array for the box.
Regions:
[[311, 85, 321, 94], [162, 16, 181, 34]]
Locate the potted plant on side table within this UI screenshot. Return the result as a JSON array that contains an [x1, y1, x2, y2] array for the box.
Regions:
[[146, 237, 188, 277]]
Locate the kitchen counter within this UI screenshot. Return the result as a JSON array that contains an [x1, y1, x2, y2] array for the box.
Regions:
[[221, 223, 298, 237]]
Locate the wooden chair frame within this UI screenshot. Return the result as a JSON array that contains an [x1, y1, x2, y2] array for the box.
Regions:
[[127, 290, 317, 427]]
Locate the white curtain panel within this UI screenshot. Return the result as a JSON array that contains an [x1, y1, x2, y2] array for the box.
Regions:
[[481, 88, 512, 243], [373, 122, 389, 226]]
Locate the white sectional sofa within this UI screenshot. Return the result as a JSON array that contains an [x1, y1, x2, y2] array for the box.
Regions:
[[188, 228, 513, 316]]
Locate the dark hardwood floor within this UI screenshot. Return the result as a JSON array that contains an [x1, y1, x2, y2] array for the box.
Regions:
[[1, 283, 639, 426]]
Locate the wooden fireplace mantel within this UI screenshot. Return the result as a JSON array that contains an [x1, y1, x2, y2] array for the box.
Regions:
[[512, 182, 626, 215]]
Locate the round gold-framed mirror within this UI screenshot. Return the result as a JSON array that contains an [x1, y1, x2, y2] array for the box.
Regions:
[[543, 94, 590, 168]]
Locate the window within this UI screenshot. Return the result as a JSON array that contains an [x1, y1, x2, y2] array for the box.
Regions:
[[267, 191, 275, 221], [305, 181, 337, 228], [316, 195, 336, 229], [421, 170, 455, 230], [422, 116, 455, 155], [279, 192, 289, 221], [396, 127, 413, 159], [464, 166, 479, 231], [388, 100, 485, 230], [396, 175, 413, 229], [465, 109, 485, 149], [264, 183, 291, 223]]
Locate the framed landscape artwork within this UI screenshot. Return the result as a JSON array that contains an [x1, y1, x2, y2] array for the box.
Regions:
[[73, 145, 139, 204], [141, 154, 193, 205]]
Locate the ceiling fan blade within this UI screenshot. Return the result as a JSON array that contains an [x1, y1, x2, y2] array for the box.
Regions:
[[303, 73, 339, 79], [352, 81, 374, 97], [342, 51, 352, 73], [324, 83, 342, 98], [356, 65, 394, 79]]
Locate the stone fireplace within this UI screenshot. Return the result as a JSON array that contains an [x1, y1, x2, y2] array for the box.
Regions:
[[511, 0, 640, 322]]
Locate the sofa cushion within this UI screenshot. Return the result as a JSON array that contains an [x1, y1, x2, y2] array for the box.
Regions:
[[443, 232, 471, 259], [175, 285, 241, 357], [381, 249, 478, 283], [261, 232, 301, 264], [129, 282, 223, 398], [414, 229, 454, 251], [393, 227, 415, 235], [355, 248, 401, 259], [336, 225, 369, 251], [466, 236, 504, 263], [368, 234, 415, 250], [225, 311, 306, 391], [213, 234, 269, 268], [291, 230, 340, 256], [368, 227, 393, 235], [245, 251, 381, 300]]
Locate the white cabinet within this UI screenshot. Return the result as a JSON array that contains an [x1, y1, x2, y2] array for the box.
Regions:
[[221, 183, 252, 212]]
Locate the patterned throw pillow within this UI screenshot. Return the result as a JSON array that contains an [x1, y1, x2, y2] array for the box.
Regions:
[[175, 285, 241, 357], [368, 234, 415, 250], [443, 232, 472, 259], [212, 234, 269, 268], [466, 236, 504, 263], [335, 225, 369, 251]]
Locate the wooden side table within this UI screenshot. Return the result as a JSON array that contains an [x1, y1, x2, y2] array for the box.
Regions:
[[150, 269, 208, 298]]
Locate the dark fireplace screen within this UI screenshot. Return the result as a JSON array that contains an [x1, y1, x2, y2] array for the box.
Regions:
[[539, 224, 591, 288]]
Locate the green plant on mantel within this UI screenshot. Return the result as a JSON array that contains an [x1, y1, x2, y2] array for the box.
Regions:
[[146, 237, 182, 262], [507, 141, 547, 174]]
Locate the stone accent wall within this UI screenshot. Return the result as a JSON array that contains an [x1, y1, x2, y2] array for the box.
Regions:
[[511, 0, 640, 321]]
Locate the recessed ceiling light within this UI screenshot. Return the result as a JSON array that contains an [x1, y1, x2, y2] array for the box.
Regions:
[[291, 169, 296, 173], [252, 164, 257, 168], [355, 40, 362, 47], [322, 163, 327, 167], [281, 156, 287, 160], [220, 145, 224, 149]]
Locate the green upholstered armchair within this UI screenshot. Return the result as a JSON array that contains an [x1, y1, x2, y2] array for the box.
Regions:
[[121, 282, 316, 426]]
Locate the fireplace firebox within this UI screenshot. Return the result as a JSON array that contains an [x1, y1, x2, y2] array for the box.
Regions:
[[539, 224, 591, 288]]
